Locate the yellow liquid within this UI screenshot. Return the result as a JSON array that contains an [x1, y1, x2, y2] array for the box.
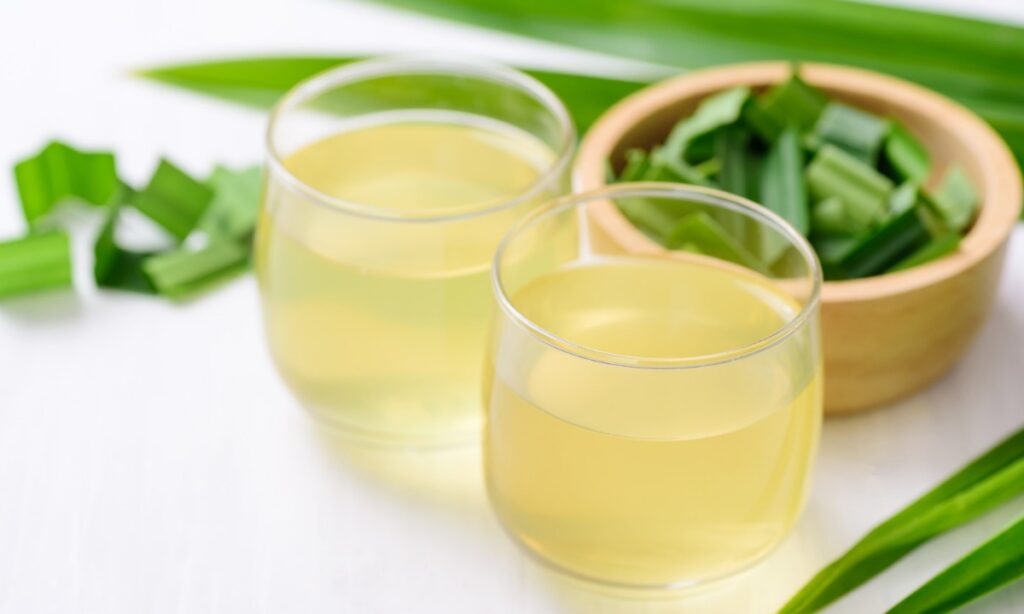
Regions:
[[485, 257, 822, 586], [256, 119, 558, 444]]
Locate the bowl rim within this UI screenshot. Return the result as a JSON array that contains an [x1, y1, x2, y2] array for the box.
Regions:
[[574, 61, 1022, 304]]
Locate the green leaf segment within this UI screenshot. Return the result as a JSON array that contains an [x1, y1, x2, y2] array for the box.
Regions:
[[3, 141, 262, 301]]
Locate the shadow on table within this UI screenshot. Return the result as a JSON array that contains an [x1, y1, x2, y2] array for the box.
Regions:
[[312, 423, 488, 519], [0, 289, 83, 324], [532, 515, 829, 614]]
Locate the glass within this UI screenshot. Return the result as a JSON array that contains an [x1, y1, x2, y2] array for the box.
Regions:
[[256, 57, 574, 446], [485, 183, 823, 589]]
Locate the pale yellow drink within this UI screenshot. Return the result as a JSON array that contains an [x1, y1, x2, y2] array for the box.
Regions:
[[256, 118, 558, 443], [485, 256, 822, 586]]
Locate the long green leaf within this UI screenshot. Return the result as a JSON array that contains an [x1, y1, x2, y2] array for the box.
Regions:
[[887, 514, 1024, 614], [780, 425, 1024, 614], [366, 0, 1024, 166], [139, 56, 645, 132]]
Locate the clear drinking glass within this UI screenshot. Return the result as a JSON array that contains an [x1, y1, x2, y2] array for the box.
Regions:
[[485, 183, 823, 588], [256, 57, 574, 446]]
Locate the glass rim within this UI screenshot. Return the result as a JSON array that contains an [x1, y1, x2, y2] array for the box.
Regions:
[[264, 54, 576, 224], [491, 182, 824, 370]]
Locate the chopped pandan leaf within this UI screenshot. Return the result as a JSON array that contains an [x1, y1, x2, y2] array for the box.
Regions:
[[93, 206, 157, 294], [617, 148, 652, 182], [692, 157, 721, 177], [813, 234, 860, 265], [132, 159, 214, 241], [888, 232, 960, 272], [13, 141, 121, 225], [198, 165, 263, 240], [806, 144, 894, 233], [810, 197, 851, 237], [813, 102, 890, 164], [757, 72, 827, 134], [0, 232, 73, 298], [142, 240, 249, 301], [743, 98, 783, 144], [760, 128, 808, 236], [889, 181, 919, 216], [884, 124, 931, 182], [665, 211, 766, 273], [713, 125, 760, 248], [643, 148, 716, 187], [714, 125, 760, 200], [930, 165, 979, 232], [662, 86, 750, 162], [834, 204, 931, 278], [615, 196, 702, 244]]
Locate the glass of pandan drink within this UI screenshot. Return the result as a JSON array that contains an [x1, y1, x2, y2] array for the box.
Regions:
[[485, 183, 823, 588], [256, 57, 574, 446]]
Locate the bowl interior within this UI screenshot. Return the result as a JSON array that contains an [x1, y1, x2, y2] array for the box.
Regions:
[[576, 62, 1021, 301]]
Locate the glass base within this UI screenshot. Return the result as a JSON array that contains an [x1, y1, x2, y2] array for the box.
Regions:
[[299, 401, 482, 450], [485, 468, 804, 597], [498, 520, 790, 598]]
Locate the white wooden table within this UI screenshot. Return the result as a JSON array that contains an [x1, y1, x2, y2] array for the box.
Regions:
[[0, 0, 1022, 611]]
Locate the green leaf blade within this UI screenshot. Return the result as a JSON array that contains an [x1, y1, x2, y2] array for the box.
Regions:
[[780, 426, 1024, 614], [140, 56, 645, 133], [888, 515, 1024, 614]]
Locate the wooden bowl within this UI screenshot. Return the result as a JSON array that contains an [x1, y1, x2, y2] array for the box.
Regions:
[[575, 62, 1022, 413]]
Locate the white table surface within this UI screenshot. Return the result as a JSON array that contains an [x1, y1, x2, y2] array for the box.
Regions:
[[1, 0, 1022, 612]]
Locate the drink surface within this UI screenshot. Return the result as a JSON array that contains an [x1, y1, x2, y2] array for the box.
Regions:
[[257, 118, 556, 444], [485, 256, 822, 586]]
